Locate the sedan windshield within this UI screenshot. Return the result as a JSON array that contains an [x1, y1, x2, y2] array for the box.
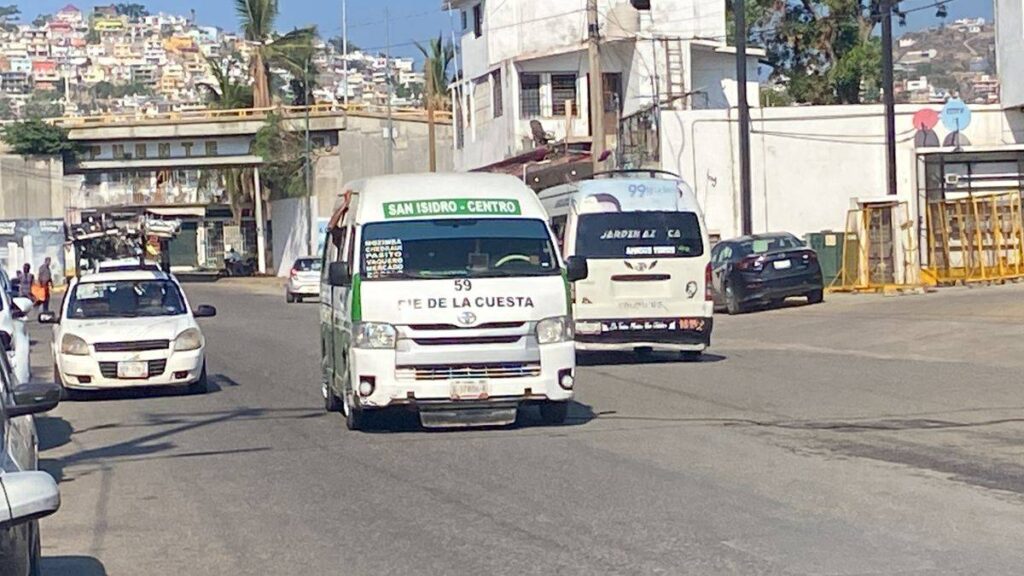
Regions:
[[293, 259, 322, 272], [735, 235, 804, 257], [361, 218, 559, 280], [67, 280, 187, 319], [575, 211, 704, 258]]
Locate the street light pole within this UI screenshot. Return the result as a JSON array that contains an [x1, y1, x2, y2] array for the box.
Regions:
[[881, 0, 898, 196], [304, 57, 314, 255], [384, 7, 395, 174], [587, 0, 605, 174], [341, 0, 348, 107], [735, 0, 752, 236]]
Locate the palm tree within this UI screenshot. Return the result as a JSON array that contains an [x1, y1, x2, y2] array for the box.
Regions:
[[234, 0, 316, 108], [415, 34, 455, 110], [199, 56, 254, 110]]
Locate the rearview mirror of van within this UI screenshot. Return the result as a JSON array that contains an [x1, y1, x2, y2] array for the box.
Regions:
[[566, 256, 589, 282], [328, 262, 352, 287]]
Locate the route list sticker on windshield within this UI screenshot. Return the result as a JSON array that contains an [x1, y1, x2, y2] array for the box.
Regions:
[[364, 238, 405, 279], [384, 198, 522, 219]]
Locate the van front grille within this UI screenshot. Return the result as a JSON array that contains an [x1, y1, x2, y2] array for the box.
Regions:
[[395, 363, 541, 381]]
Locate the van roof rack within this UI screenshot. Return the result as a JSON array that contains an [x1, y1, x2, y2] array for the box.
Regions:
[[590, 169, 682, 180]]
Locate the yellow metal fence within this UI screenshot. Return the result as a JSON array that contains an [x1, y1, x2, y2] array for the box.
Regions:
[[831, 201, 923, 293], [925, 191, 1024, 284]]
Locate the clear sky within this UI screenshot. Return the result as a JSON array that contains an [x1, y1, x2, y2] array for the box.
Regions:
[[11, 0, 995, 59]]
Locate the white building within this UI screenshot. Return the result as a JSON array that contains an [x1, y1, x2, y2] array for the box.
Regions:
[[447, 0, 761, 172], [996, 0, 1023, 108]]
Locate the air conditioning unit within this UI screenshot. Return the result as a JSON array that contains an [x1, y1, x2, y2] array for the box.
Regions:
[[944, 174, 960, 186]]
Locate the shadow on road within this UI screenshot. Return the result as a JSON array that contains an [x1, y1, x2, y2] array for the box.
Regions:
[[357, 400, 598, 434], [60, 374, 238, 402], [41, 556, 108, 575], [35, 415, 73, 451], [578, 351, 726, 367]]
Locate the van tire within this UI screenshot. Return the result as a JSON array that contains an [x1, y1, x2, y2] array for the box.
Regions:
[[324, 382, 342, 412], [286, 292, 295, 303], [539, 401, 569, 425], [345, 400, 364, 431]]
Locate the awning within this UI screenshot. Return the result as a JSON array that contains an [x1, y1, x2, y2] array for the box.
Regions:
[[146, 207, 206, 218]]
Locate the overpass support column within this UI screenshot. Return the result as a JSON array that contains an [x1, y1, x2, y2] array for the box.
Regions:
[[253, 166, 267, 275]]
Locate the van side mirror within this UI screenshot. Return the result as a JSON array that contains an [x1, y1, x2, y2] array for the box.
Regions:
[[0, 471, 60, 528], [328, 262, 352, 287], [566, 256, 589, 282], [8, 381, 61, 418], [38, 312, 58, 324]]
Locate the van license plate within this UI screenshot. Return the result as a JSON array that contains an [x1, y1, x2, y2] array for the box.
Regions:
[[118, 361, 149, 379], [773, 259, 792, 270], [450, 380, 488, 400]]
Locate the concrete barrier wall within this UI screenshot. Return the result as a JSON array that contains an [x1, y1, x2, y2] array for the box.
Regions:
[[0, 155, 65, 219]]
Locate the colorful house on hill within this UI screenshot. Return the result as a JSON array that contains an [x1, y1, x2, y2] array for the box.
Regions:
[[55, 4, 84, 24]]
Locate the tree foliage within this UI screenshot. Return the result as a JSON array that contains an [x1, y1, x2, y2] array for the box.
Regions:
[[250, 114, 309, 201], [199, 57, 254, 109], [23, 91, 63, 119], [2, 119, 79, 158], [415, 34, 455, 110], [740, 0, 884, 104], [115, 3, 149, 20], [0, 5, 19, 30], [234, 0, 315, 108]]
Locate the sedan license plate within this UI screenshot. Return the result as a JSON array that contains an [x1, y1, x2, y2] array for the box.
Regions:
[[118, 361, 149, 379], [450, 380, 488, 400], [773, 259, 792, 270]]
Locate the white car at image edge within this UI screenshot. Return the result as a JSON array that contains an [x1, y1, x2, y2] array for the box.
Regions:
[[40, 267, 217, 396], [0, 267, 34, 384]]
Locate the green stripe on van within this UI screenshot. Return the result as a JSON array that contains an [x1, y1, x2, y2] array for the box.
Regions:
[[561, 270, 572, 315], [350, 274, 362, 322]]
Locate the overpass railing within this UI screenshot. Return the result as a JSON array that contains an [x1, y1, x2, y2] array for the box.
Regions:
[[49, 103, 452, 128]]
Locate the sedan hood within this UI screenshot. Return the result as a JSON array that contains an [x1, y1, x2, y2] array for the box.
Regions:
[[62, 315, 195, 344]]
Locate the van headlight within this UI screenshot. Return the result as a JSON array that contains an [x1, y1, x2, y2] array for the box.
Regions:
[[174, 328, 204, 351], [60, 334, 90, 356], [354, 322, 397, 349], [536, 316, 573, 344]]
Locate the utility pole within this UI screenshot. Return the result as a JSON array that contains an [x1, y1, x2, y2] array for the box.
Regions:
[[384, 7, 395, 174], [341, 0, 348, 107], [587, 0, 605, 173], [253, 166, 266, 274], [304, 57, 315, 255], [734, 0, 752, 236], [881, 0, 898, 196], [426, 66, 437, 172]]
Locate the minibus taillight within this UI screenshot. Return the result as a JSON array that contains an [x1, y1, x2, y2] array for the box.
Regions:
[[705, 262, 713, 301]]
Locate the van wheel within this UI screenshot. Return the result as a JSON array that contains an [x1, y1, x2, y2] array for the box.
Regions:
[[725, 284, 744, 315], [286, 292, 295, 303], [344, 395, 364, 431], [807, 289, 824, 304], [539, 402, 569, 425], [324, 381, 341, 412]]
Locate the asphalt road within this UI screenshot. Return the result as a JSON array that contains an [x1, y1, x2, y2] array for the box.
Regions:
[[32, 281, 1024, 575]]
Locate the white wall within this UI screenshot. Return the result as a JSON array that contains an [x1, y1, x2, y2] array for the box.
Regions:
[[659, 104, 1024, 240], [996, 0, 1024, 109], [270, 196, 318, 277]]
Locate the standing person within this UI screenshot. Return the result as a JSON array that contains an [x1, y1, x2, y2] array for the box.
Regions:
[[37, 257, 53, 312], [17, 263, 33, 300]]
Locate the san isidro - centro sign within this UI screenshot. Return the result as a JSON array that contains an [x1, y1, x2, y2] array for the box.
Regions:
[[940, 98, 972, 133], [384, 198, 522, 219]]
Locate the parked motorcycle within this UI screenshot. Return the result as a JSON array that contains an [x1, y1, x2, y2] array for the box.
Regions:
[[222, 256, 257, 277]]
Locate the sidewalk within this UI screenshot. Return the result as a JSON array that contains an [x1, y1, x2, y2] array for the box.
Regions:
[[182, 275, 287, 296]]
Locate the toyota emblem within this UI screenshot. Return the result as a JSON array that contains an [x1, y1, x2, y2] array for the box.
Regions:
[[457, 311, 477, 326]]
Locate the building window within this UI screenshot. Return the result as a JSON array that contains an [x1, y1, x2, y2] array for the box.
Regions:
[[455, 89, 465, 149], [473, 75, 490, 122], [112, 144, 125, 159], [519, 73, 541, 118], [182, 142, 194, 157], [551, 74, 578, 116], [492, 70, 503, 118], [158, 143, 171, 158], [473, 4, 482, 38], [134, 143, 147, 159], [205, 141, 218, 156], [461, 10, 468, 31]]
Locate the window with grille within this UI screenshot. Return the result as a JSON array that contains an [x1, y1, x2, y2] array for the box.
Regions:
[[492, 70, 503, 118], [519, 73, 541, 118], [473, 4, 482, 38], [551, 74, 577, 116]]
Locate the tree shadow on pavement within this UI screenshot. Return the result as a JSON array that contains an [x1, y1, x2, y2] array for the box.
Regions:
[[61, 374, 236, 402], [35, 415, 73, 451], [41, 556, 108, 575], [577, 351, 726, 367]]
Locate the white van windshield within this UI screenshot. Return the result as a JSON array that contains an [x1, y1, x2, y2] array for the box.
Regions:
[[361, 218, 560, 280], [575, 212, 704, 258]]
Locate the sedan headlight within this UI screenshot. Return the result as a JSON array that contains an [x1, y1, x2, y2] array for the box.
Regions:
[[60, 334, 89, 356], [174, 328, 204, 351], [353, 322, 397, 349], [536, 316, 573, 344]]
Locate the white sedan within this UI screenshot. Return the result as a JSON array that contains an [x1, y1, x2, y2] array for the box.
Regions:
[[0, 267, 33, 384], [41, 267, 216, 396]]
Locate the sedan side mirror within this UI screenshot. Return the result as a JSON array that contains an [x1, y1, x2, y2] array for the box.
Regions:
[[565, 256, 589, 283], [8, 381, 61, 418], [193, 305, 217, 318], [328, 262, 352, 287], [0, 471, 60, 528], [38, 311, 58, 324], [11, 297, 33, 319]]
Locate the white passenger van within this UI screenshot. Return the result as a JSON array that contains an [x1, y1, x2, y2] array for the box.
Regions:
[[319, 173, 588, 430], [538, 171, 713, 358]]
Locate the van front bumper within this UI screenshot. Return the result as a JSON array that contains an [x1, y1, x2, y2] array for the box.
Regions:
[[348, 341, 576, 410]]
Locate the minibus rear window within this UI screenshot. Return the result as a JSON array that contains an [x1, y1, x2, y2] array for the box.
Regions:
[[574, 212, 704, 258]]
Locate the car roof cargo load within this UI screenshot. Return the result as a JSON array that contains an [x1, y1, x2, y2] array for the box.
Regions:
[[69, 215, 182, 278]]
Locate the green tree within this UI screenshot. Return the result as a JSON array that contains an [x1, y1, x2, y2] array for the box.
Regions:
[[415, 34, 454, 110], [250, 113, 308, 200], [23, 91, 63, 119], [199, 57, 254, 109], [115, 3, 149, 21], [234, 0, 316, 108], [0, 5, 20, 30], [2, 120, 79, 158], [0, 98, 15, 120], [738, 0, 884, 104]]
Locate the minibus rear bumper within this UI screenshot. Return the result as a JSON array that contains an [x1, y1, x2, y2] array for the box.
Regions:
[[573, 317, 713, 352]]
